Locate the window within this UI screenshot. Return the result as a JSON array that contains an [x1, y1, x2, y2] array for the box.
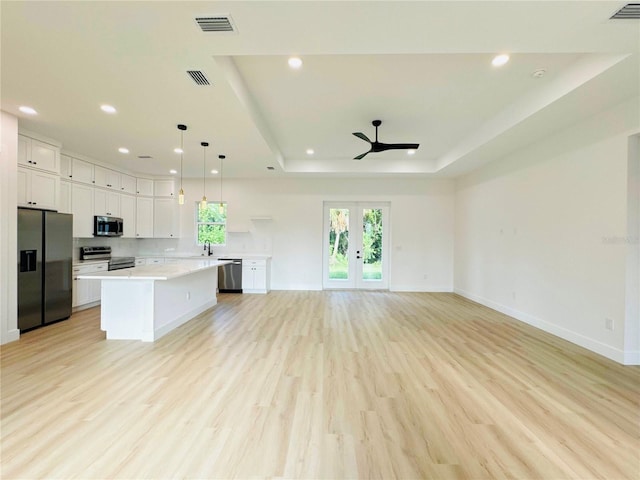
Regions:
[[196, 202, 226, 245]]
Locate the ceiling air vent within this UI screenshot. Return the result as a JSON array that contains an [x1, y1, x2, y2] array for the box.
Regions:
[[137, 155, 152, 159], [187, 70, 210, 86], [195, 16, 236, 32], [611, 3, 640, 19]]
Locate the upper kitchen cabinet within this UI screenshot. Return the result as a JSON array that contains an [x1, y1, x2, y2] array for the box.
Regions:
[[136, 178, 154, 196], [60, 155, 94, 184], [17, 167, 59, 211], [94, 165, 121, 190], [154, 179, 175, 197], [120, 174, 136, 195], [153, 198, 177, 238], [18, 134, 60, 175]]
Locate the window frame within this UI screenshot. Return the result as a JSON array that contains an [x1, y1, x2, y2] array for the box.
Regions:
[[195, 202, 227, 246]]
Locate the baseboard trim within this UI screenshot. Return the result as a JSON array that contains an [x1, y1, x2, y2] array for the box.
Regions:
[[454, 288, 635, 365], [390, 285, 453, 293], [5, 328, 20, 343]]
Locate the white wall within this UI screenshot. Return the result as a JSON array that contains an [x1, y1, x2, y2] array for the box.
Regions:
[[174, 177, 455, 291], [0, 111, 19, 344], [454, 98, 640, 364]]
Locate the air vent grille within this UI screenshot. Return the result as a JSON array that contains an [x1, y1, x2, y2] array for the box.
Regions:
[[195, 16, 235, 32], [187, 70, 210, 85], [137, 155, 152, 159], [611, 3, 640, 19]]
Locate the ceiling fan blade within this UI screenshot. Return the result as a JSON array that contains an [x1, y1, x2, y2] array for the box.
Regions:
[[352, 132, 372, 143], [353, 151, 369, 160], [378, 143, 420, 151]]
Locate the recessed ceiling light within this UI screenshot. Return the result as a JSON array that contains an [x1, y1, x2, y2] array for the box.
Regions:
[[532, 69, 546, 78], [306, 148, 314, 155], [492, 54, 510, 67], [210, 169, 218, 174], [174, 148, 183, 154], [288, 57, 303, 69], [407, 149, 416, 155], [100, 104, 117, 114], [19, 106, 38, 115], [118, 147, 129, 154], [169, 169, 177, 174]]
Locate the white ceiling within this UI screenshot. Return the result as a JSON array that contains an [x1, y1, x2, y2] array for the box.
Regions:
[[2, 1, 638, 179]]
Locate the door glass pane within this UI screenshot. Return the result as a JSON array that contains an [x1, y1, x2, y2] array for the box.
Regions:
[[362, 208, 382, 280], [328, 208, 349, 279]]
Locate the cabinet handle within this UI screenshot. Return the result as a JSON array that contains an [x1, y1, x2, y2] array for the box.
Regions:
[[33, 202, 37, 205], [69, 175, 72, 178], [33, 161, 37, 165]]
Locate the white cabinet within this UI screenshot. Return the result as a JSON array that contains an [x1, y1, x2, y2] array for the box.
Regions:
[[120, 174, 136, 195], [94, 189, 120, 216], [73, 262, 108, 309], [120, 194, 136, 238], [71, 158, 94, 184], [18, 135, 60, 174], [135, 196, 154, 238], [242, 259, 270, 294], [153, 198, 177, 238], [94, 165, 120, 190], [154, 179, 175, 197], [17, 167, 59, 211], [59, 180, 72, 214], [136, 178, 154, 196], [71, 183, 94, 237], [60, 154, 72, 179]]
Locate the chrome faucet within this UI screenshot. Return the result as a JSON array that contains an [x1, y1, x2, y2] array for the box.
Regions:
[[204, 240, 213, 256]]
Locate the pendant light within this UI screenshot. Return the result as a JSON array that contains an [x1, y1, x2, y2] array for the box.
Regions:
[[200, 142, 209, 210], [218, 154, 225, 214], [177, 124, 187, 205]]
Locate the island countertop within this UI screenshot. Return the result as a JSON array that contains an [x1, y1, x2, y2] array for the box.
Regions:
[[77, 259, 231, 281]]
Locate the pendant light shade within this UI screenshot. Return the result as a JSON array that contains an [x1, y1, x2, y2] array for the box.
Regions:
[[218, 155, 225, 214], [177, 124, 187, 205], [200, 142, 209, 210]]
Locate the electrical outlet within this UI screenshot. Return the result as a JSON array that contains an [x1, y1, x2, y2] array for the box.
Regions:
[[605, 318, 614, 331]]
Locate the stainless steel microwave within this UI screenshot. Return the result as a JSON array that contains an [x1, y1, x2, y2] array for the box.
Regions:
[[93, 216, 123, 237]]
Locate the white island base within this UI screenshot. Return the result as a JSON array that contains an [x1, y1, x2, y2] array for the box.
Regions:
[[79, 260, 227, 341]]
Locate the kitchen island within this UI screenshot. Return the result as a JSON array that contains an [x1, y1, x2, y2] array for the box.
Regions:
[[77, 259, 230, 341]]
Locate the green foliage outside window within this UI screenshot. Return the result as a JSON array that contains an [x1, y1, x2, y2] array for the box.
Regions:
[[196, 203, 226, 245]]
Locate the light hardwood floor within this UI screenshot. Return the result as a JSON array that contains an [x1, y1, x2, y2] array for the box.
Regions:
[[1, 291, 638, 479]]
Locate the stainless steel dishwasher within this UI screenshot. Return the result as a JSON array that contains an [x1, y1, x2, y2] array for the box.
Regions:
[[218, 258, 243, 293]]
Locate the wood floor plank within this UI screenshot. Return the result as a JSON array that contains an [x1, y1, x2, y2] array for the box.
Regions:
[[1, 291, 638, 479]]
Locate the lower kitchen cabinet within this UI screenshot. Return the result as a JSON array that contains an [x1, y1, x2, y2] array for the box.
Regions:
[[242, 259, 270, 294], [73, 262, 108, 310]]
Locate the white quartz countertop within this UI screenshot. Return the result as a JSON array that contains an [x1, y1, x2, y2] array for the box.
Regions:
[[77, 259, 231, 281]]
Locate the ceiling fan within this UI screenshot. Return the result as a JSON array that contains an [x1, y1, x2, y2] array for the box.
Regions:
[[352, 120, 419, 160]]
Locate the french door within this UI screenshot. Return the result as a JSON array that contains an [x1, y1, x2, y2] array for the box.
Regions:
[[323, 202, 390, 289]]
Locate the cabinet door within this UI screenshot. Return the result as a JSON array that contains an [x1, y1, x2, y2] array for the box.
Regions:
[[72, 183, 95, 237], [18, 135, 30, 167], [154, 180, 175, 197], [253, 266, 267, 290], [60, 155, 72, 179], [29, 170, 59, 210], [120, 194, 136, 238], [59, 180, 72, 214], [136, 196, 154, 238], [30, 139, 60, 174], [89, 279, 102, 303], [75, 278, 91, 306], [120, 174, 136, 194], [72, 158, 94, 184], [153, 198, 177, 238], [242, 265, 254, 289], [106, 191, 120, 216], [17, 168, 29, 206], [94, 165, 120, 189], [136, 178, 154, 196]]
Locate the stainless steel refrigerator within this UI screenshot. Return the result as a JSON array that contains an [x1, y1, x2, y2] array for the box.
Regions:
[[18, 208, 72, 331]]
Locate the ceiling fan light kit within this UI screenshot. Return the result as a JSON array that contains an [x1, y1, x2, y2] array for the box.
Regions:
[[352, 120, 419, 160]]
